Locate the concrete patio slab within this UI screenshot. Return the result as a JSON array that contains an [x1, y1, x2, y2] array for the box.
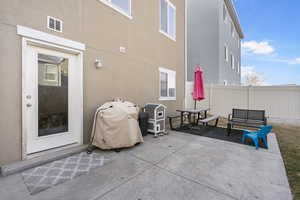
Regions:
[[0, 173, 32, 200], [124, 141, 175, 164], [98, 166, 235, 200], [125, 134, 190, 164], [0, 130, 293, 200], [30, 152, 151, 200], [157, 132, 292, 200], [144, 133, 190, 152]]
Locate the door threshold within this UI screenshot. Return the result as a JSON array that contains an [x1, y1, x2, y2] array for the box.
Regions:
[[27, 143, 82, 159], [1, 144, 87, 177]]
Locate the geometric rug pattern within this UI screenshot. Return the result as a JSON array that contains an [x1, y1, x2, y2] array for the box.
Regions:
[[22, 152, 109, 195]]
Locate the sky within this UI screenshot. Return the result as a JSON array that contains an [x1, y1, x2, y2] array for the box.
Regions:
[[233, 0, 300, 85]]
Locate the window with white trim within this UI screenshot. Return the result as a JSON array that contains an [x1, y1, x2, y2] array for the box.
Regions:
[[47, 16, 63, 32], [100, 0, 131, 18], [44, 64, 60, 82], [159, 67, 176, 100], [224, 45, 228, 62], [230, 54, 235, 69], [160, 0, 176, 40]]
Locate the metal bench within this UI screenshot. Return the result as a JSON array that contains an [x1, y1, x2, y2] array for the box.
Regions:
[[198, 115, 219, 127], [227, 109, 267, 136]]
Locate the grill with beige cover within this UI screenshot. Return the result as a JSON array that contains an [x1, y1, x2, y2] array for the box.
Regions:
[[90, 100, 144, 150]]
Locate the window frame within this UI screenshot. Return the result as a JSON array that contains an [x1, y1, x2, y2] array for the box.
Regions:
[[159, 0, 176, 41], [47, 16, 63, 33], [99, 0, 132, 19], [44, 64, 59, 82], [230, 54, 235, 69], [159, 67, 176, 101]]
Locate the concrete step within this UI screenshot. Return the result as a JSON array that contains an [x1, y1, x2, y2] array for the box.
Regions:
[[0, 145, 88, 177]]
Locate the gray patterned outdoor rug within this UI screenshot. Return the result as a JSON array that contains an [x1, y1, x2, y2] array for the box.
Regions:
[[22, 152, 110, 195]]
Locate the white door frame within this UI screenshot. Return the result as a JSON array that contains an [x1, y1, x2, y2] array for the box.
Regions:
[[19, 27, 85, 160]]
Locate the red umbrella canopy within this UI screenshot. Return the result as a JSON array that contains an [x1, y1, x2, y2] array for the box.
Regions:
[[193, 65, 205, 101]]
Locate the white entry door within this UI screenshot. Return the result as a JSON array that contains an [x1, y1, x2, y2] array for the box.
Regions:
[[23, 43, 83, 154]]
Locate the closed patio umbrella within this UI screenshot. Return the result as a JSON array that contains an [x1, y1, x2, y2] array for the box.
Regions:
[[193, 65, 205, 109]]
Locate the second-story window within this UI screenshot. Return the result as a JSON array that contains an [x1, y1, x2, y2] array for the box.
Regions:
[[100, 0, 131, 18], [224, 45, 228, 62], [160, 0, 176, 40], [231, 54, 235, 69]]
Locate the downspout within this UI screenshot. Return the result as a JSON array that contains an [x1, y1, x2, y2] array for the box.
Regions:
[[184, 0, 188, 108], [209, 84, 212, 112]]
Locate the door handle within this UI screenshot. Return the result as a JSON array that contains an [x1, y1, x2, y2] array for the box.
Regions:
[[26, 103, 32, 107]]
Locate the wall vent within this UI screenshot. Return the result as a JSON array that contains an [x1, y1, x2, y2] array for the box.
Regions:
[[47, 16, 63, 32]]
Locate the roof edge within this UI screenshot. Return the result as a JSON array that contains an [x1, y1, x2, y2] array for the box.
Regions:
[[225, 0, 244, 39]]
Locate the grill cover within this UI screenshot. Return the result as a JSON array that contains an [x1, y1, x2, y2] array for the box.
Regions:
[[91, 101, 143, 149]]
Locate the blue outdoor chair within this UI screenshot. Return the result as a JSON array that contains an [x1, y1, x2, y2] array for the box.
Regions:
[[242, 125, 273, 150]]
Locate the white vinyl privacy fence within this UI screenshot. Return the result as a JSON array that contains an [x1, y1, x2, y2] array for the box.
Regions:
[[185, 83, 300, 124]]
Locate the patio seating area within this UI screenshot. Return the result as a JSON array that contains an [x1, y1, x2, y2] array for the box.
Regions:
[[0, 130, 292, 200], [173, 125, 268, 149]]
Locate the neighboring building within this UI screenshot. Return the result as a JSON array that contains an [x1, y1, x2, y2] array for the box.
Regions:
[[0, 0, 185, 165], [187, 0, 244, 85]]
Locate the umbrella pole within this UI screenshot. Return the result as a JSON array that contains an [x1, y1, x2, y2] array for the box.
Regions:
[[193, 100, 197, 124]]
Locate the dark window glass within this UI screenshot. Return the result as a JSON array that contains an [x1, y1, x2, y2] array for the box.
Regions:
[[160, 72, 168, 97], [38, 54, 69, 137]]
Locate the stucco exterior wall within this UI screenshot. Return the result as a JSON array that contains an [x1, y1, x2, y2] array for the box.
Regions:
[[0, 0, 185, 165]]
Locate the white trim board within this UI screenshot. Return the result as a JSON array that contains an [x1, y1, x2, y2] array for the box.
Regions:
[[98, 0, 132, 19], [159, 67, 176, 101], [21, 37, 84, 159], [17, 25, 86, 51]]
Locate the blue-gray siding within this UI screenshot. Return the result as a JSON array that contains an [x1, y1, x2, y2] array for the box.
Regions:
[[187, 0, 241, 85]]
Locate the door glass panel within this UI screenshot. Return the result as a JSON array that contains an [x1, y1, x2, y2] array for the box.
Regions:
[[38, 53, 68, 137]]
